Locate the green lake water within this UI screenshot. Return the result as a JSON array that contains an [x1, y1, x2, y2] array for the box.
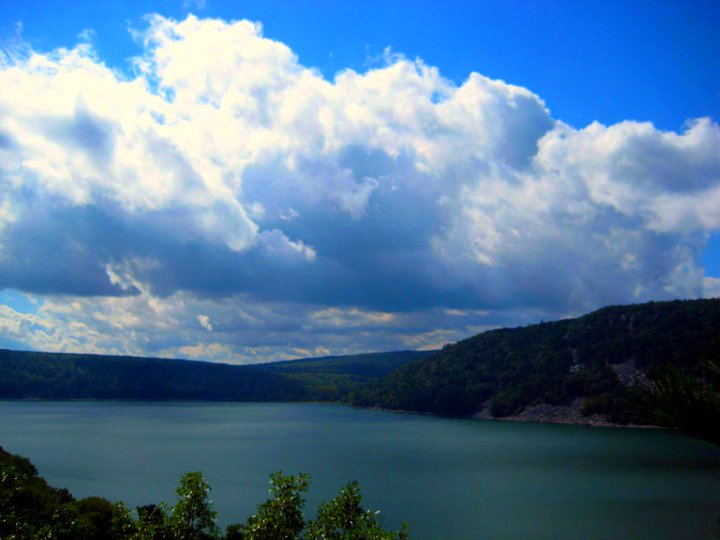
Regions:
[[0, 401, 718, 539]]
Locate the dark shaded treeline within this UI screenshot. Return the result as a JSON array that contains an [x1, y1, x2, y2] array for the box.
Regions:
[[352, 299, 720, 423], [0, 349, 431, 401], [2, 298, 719, 425], [0, 350, 305, 401], [259, 350, 435, 401]]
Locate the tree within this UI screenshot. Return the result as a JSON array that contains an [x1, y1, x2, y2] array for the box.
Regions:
[[169, 471, 219, 539], [306, 480, 408, 540], [73, 496, 132, 540], [108, 502, 138, 539], [136, 503, 170, 539], [0, 445, 81, 538], [2, 447, 411, 540], [634, 360, 720, 447], [634, 360, 720, 538], [235, 471, 310, 540]]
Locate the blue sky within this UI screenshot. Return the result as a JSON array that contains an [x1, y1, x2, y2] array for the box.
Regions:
[[0, 1, 718, 361], [4, 0, 718, 130]]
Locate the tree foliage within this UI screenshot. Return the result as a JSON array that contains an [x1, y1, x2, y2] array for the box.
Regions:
[[0, 446, 133, 539], [232, 471, 309, 540], [0, 447, 407, 539], [305, 481, 408, 540], [0, 349, 427, 403], [634, 360, 720, 447], [355, 299, 720, 423], [169, 472, 220, 539], [0, 350, 306, 402], [2, 299, 719, 425]]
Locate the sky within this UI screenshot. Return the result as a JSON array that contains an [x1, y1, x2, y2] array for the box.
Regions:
[[0, 0, 719, 363]]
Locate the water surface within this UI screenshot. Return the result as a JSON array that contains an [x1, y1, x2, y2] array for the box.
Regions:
[[0, 401, 718, 539]]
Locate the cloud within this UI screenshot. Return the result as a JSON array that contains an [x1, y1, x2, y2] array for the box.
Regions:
[[0, 14, 718, 361], [197, 314, 213, 332], [705, 277, 720, 298], [0, 289, 516, 363]]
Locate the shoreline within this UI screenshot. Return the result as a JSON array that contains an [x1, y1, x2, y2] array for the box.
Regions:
[[3, 398, 659, 429], [471, 397, 657, 429], [367, 399, 658, 429], [471, 411, 657, 429]]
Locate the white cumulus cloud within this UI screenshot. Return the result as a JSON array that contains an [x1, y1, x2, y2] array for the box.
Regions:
[[0, 14, 718, 361]]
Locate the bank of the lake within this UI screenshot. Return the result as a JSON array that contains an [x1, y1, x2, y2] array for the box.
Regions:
[[1, 401, 718, 539], [471, 397, 657, 428]]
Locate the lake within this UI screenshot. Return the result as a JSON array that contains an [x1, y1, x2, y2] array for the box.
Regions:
[[1, 401, 719, 539]]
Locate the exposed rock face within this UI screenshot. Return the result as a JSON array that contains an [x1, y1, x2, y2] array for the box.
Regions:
[[474, 359, 655, 427], [610, 359, 650, 387], [475, 398, 613, 427]]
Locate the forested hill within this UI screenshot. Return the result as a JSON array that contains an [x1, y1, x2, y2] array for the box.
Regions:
[[351, 299, 720, 423], [0, 350, 304, 401], [0, 348, 429, 401], [2, 299, 719, 424]]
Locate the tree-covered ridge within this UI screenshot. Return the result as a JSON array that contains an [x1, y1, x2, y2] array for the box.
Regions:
[[257, 351, 435, 401], [0, 446, 407, 539], [0, 350, 306, 401], [353, 299, 720, 422], [3, 299, 719, 425], [259, 351, 434, 378], [0, 349, 428, 402]]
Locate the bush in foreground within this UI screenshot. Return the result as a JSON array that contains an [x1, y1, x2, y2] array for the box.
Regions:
[[0, 446, 407, 539]]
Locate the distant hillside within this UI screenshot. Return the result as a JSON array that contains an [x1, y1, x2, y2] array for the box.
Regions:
[[3, 299, 719, 426], [257, 350, 435, 401], [0, 348, 428, 401], [352, 299, 720, 424], [0, 350, 304, 401]]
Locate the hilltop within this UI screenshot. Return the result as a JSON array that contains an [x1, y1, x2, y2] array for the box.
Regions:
[[352, 299, 720, 425], [2, 298, 719, 427], [0, 348, 429, 402]]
